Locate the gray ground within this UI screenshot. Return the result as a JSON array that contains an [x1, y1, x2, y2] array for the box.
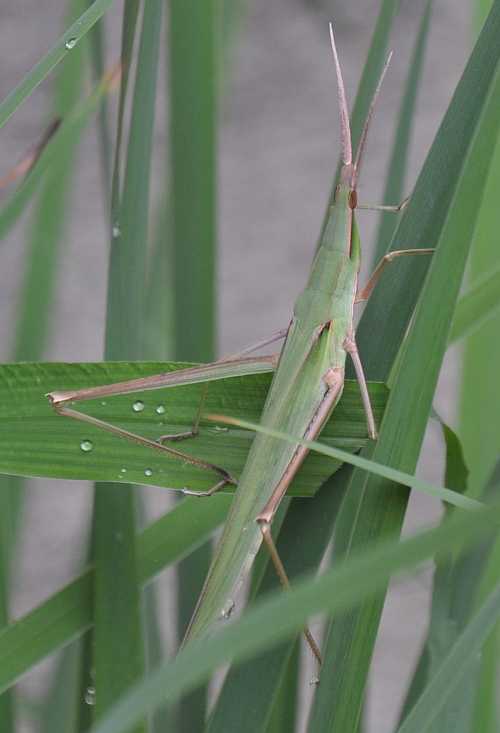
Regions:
[[0, 1, 472, 731]]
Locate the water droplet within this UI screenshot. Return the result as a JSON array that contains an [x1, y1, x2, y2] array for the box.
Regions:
[[112, 223, 121, 238], [100, 400, 107, 407], [220, 599, 235, 620], [80, 440, 94, 453], [132, 400, 145, 412], [155, 404, 166, 415], [144, 468, 153, 477], [212, 425, 229, 433], [309, 676, 320, 687], [120, 467, 127, 474], [65, 38, 77, 50], [84, 686, 96, 705]]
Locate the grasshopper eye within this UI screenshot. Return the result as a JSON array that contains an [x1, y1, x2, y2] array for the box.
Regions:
[[348, 190, 357, 209]]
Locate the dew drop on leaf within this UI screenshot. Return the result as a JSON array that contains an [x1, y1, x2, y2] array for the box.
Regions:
[[84, 687, 96, 705], [132, 400, 145, 412], [80, 440, 93, 453]]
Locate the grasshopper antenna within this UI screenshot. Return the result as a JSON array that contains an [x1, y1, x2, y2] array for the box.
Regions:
[[352, 51, 393, 186], [329, 22, 352, 166]]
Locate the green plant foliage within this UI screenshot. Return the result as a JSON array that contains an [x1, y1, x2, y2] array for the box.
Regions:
[[0, 0, 114, 129], [0, 496, 230, 695], [310, 3, 500, 729], [0, 362, 387, 496], [88, 499, 500, 733]]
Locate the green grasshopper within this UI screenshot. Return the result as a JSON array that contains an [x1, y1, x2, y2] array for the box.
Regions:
[[48, 25, 432, 666]]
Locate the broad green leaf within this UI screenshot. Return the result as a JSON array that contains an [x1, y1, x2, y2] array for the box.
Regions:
[[0, 496, 230, 696], [87, 500, 500, 733], [0, 0, 114, 129], [0, 362, 387, 497]]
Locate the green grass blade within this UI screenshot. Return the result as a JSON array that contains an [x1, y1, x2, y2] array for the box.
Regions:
[[169, 3, 219, 726], [309, 5, 500, 730], [40, 643, 89, 733], [460, 5, 500, 729], [264, 641, 299, 733], [85, 2, 112, 202], [373, 0, 433, 262], [109, 0, 140, 216], [449, 265, 500, 343], [396, 584, 500, 733], [0, 496, 230, 696], [398, 436, 499, 732], [87, 500, 500, 733], [0, 69, 117, 241], [0, 2, 88, 727], [90, 2, 163, 729], [211, 415, 480, 511], [169, 0, 218, 362], [0, 362, 387, 496], [0, 0, 113, 129], [105, 4, 161, 360]]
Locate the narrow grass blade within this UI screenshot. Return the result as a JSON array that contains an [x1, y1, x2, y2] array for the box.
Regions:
[[87, 501, 500, 733], [169, 3, 220, 725], [208, 415, 481, 511], [0, 496, 230, 696], [396, 584, 500, 733], [90, 2, 163, 728], [309, 5, 500, 730], [0, 0, 114, 129], [373, 0, 433, 262], [85, 1, 112, 202], [169, 0, 218, 362], [0, 67, 118, 241], [109, 0, 140, 215], [398, 439, 500, 732], [0, 2, 88, 727], [460, 5, 500, 729], [265, 641, 300, 733]]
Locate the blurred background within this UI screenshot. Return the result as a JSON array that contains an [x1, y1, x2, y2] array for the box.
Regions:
[[0, 1, 492, 731]]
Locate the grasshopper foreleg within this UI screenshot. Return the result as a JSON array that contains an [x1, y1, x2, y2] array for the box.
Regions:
[[356, 196, 409, 213], [355, 247, 434, 303]]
